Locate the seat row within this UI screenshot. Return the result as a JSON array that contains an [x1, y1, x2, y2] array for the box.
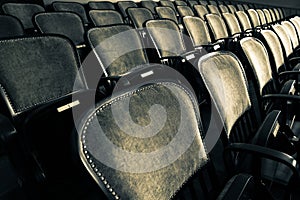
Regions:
[[0, 1, 294, 62]]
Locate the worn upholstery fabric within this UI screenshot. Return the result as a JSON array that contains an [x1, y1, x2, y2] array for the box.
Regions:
[[89, 10, 124, 27], [256, 9, 267, 26], [247, 9, 260, 28], [187, 1, 198, 9], [219, 5, 229, 13], [207, 5, 221, 16], [183, 16, 211, 46], [290, 17, 300, 41], [2, 3, 44, 29], [140, 1, 158, 15], [281, 21, 299, 49], [278, 8, 285, 19], [88, 26, 148, 76], [155, 7, 178, 24], [228, 5, 238, 13], [0, 15, 24, 39], [222, 13, 242, 36], [268, 9, 277, 22], [262, 9, 272, 24], [260, 30, 285, 73], [117, 1, 138, 18], [273, 8, 281, 21], [240, 37, 273, 95], [199, 0, 208, 5], [0, 36, 84, 114], [174, 0, 187, 6], [34, 12, 85, 45], [272, 24, 294, 58], [79, 83, 207, 200], [243, 4, 250, 10], [199, 52, 251, 135], [194, 5, 209, 20], [237, 4, 245, 11], [160, 1, 177, 14], [209, 1, 218, 6], [88, 1, 115, 10], [128, 8, 154, 29], [236, 11, 252, 31], [52, 2, 89, 24], [206, 14, 229, 41], [146, 19, 186, 57], [177, 6, 194, 17]]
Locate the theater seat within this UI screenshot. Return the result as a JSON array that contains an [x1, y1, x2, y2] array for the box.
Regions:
[[117, 1, 138, 23], [222, 13, 243, 37], [128, 7, 154, 29], [198, 51, 299, 192], [205, 14, 229, 42], [235, 11, 253, 33], [75, 64, 282, 200], [88, 1, 115, 10], [155, 6, 179, 24], [0, 36, 96, 190], [194, 4, 209, 20], [34, 12, 87, 60], [87, 25, 149, 80], [140, 1, 158, 16], [52, 2, 90, 26], [183, 16, 212, 48], [0, 15, 24, 39], [2, 3, 44, 33], [159, 0, 178, 16], [177, 5, 195, 18], [89, 10, 124, 27]]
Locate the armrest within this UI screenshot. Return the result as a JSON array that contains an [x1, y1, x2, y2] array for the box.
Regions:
[[262, 94, 300, 103], [251, 110, 281, 146], [225, 143, 299, 177], [279, 70, 300, 79], [288, 57, 300, 67], [0, 114, 16, 153]]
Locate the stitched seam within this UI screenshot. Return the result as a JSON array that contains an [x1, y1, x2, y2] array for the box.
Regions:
[[0, 84, 16, 113]]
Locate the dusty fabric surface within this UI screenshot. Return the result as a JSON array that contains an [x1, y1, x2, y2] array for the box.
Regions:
[[177, 6, 194, 17], [34, 12, 85, 45], [272, 24, 294, 58], [88, 26, 148, 76], [156, 6, 178, 24], [128, 7, 154, 29], [206, 14, 229, 41], [240, 37, 273, 95], [146, 19, 186, 57], [81, 83, 207, 200], [194, 5, 209, 20], [199, 52, 251, 135], [52, 2, 89, 24], [2, 3, 44, 29], [89, 10, 124, 27], [183, 16, 211, 46], [261, 30, 285, 73], [0, 36, 84, 114], [0, 15, 24, 39], [247, 9, 260, 28], [236, 11, 252, 31], [223, 13, 242, 36]]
